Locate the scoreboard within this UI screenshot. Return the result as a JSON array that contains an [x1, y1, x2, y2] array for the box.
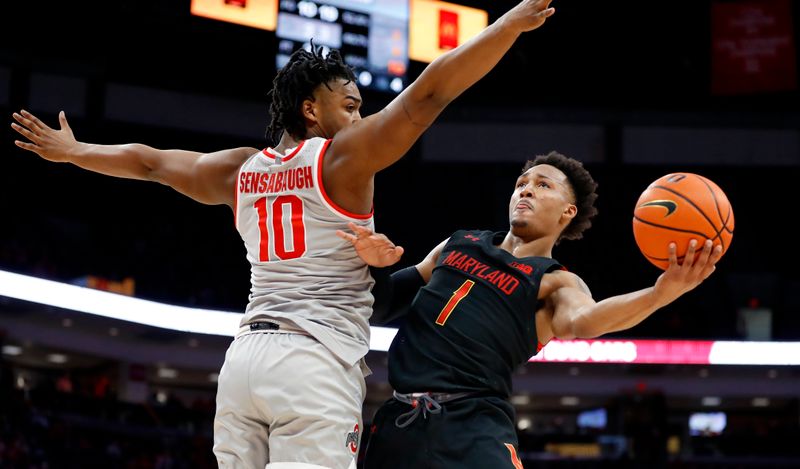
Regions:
[[191, 0, 488, 93], [276, 0, 409, 93]]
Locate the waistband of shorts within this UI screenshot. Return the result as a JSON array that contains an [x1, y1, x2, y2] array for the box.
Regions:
[[392, 390, 476, 405], [236, 320, 310, 338]]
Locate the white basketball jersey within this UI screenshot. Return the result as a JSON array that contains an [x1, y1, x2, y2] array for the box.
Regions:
[[235, 137, 375, 367]]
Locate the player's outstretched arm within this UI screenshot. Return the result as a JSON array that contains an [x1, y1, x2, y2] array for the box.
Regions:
[[328, 0, 556, 179], [12, 110, 256, 206], [545, 240, 723, 339]]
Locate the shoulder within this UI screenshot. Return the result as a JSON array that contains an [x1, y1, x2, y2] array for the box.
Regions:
[[303, 137, 329, 152], [447, 229, 491, 242], [539, 269, 591, 299], [203, 146, 259, 166]]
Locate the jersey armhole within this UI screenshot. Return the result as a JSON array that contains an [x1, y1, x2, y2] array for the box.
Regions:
[[314, 139, 374, 221]]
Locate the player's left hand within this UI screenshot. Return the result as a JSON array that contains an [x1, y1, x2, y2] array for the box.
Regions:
[[655, 239, 723, 302], [337, 222, 404, 267]]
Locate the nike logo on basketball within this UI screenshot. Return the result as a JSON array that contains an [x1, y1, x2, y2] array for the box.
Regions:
[[639, 200, 677, 216]]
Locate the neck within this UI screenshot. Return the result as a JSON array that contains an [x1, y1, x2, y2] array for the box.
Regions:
[[498, 231, 556, 258], [273, 131, 303, 154], [305, 125, 327, 139]]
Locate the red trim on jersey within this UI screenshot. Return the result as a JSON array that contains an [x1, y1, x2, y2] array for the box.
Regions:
[[504, 443, 525, 469], [233, 171, 239, 230], [261, 140, 305, 163], [316, 139, 374, 220], [536, 340, 548, 353]]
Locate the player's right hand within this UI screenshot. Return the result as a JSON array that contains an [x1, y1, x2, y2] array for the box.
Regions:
[[501, 0, 555, 34], [11, 110, 78, 163]]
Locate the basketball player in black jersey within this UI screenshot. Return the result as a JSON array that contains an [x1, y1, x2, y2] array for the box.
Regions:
[[338, 152, 723, 469]]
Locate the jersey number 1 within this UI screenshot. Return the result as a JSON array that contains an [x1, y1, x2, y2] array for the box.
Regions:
[[435, 280, 475, 326], [254, 195, 307, 261]]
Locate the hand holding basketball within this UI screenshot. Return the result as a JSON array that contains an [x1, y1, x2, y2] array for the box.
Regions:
[[632, 173, 734, 270]]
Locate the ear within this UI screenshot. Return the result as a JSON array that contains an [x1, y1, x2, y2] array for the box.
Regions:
[[562, 204, 577, 223], [301, 97, 317, 125]]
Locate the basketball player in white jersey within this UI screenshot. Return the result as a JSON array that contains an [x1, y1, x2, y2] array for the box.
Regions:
[[12, 1, 556, 467]]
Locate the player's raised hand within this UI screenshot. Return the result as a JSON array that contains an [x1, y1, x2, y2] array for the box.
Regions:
[[337, 222, 404, 268], [654, 239, 723, 303], [11, 110, 78, 162], [501, 0, 555, 33]]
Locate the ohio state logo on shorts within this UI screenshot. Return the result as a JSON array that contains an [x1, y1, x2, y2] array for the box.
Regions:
[[345, 423, 360, 454]]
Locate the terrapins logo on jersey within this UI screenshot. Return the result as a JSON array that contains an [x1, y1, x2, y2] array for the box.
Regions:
[[345, 423, 360, 453]]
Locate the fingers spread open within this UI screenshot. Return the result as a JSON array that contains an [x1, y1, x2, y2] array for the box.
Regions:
[[682, 240, 698, 269], [20, 110, 48, 131], [14, 140, 42, 156], [336, 230, 357, 244], [13, 113, 39, 133], [667, 242, 678, 269], [11, 122, 37, 142]]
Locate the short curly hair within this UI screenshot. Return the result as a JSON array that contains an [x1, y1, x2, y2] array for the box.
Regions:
[[266, 45, 356, 144], [522, 151, 599, 243]]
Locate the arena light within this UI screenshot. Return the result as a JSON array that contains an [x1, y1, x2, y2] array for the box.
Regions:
[[2, 268, 800, 363], [529, 338, 800, 366], [0, 269, 241, 336], [0, 268, 397, 349]]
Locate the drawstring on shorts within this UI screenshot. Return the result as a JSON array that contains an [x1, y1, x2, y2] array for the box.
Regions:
[[392, 391, 473, 428]]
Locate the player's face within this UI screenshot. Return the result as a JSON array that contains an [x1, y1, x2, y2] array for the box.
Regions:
[[509, 164, 577, 238], [308, 78, 363, 138]]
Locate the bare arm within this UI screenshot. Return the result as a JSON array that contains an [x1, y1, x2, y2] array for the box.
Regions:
[[12, 110, 256, 207], [544, 240, 723, 340], [415, 238, 450, 282], [324, 0, 555, 207]]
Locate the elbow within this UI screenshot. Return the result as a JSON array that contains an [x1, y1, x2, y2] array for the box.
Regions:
[[567, 314, 603, 340], [405, 83, 456, 113], [573, 323, 603, 339], [423, 89, 457, 109], [120, 143, 146, 157], [121, 143, 158, 178], [551, 317, 577, 341]]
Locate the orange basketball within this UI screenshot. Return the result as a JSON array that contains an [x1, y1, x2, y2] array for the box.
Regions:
[[632, 173, 734, 270]]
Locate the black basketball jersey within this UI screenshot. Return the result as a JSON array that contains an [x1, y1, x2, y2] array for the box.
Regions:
[[388, 230, 562, 397]]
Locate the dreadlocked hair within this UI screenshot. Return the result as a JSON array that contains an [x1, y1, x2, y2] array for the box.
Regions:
[[266, 44, 356, 144], [522, 151, 599, 244]]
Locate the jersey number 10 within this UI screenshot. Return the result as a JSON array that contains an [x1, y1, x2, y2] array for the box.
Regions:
[[254, 195, 307, 261]]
